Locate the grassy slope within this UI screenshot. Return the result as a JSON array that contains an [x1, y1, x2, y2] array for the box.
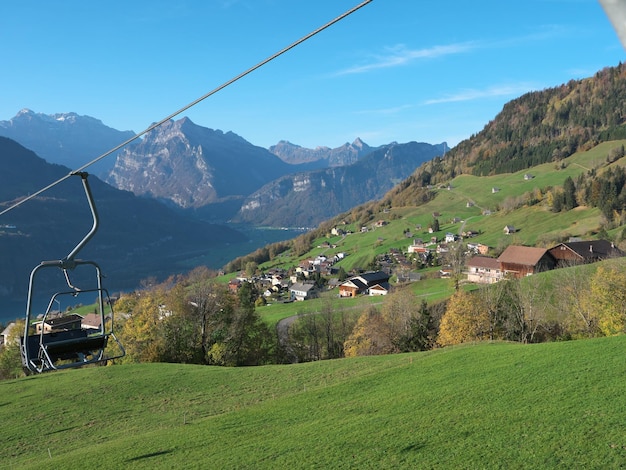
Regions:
[[2, 336, 626, 468]]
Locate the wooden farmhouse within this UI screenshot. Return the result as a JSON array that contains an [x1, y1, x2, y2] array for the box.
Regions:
[[548, 240, 624, 267], [497, 245, 556, 278]]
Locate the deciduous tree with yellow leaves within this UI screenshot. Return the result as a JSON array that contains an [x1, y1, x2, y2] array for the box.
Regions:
[[437, 290, 490, 346]]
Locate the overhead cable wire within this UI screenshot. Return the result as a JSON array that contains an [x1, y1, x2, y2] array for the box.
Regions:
[[0, 0, 373, 217]]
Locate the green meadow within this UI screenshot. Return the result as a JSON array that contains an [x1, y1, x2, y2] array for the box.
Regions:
[[2, 335, 626, 468]]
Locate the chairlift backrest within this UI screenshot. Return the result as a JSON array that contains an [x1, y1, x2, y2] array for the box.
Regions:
[[20, 173, 125, 373]]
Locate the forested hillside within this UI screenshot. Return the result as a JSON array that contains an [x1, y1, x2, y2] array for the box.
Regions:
[[406, 63, 626, 188]]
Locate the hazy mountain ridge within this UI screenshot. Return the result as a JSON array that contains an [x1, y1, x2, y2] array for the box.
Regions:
[[269, 137, 375, 166], [234, 141, 446, 227], [0, 109, 135, 178]]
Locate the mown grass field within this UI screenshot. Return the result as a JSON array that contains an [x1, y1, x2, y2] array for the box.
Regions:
[[2, 335, 626, 468]]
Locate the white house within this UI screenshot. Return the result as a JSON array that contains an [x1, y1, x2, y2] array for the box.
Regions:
[[467, 256, 503, 284], [290, 283, 317, 301], [0, 322, 16, 348]]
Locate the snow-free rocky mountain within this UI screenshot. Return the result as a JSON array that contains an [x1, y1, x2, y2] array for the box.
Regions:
[[269, 138, 373, 167], [234, 141, 447, 227], [0, 109, 135, 178], [107, 117, 297, 221]]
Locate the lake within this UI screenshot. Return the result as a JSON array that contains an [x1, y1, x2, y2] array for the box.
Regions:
[[0, 224, 306, 326]]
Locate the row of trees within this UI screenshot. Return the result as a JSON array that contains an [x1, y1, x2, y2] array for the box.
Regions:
[[439, 263, 626, 346], [117, 267, 275, 366], [286, 261, 626, 361], [2, 259, 626, 379]]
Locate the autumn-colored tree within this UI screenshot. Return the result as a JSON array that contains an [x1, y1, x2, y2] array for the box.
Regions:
[[344, 306, 394, 357], [0, 319, 25, 380], [118, 289, 166, 363], [588, 265, 626, 335], [437, 290, 490, 346]]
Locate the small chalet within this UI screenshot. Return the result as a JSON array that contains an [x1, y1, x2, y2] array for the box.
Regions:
[[34, 313, 83, 334], [466, 256, 503, 284], [82, 313, 103, 330], [0, 322, 16, 347], [497, 245, 556, 278], [368, 284, 389, 296], [503, 225, 517, 235], [339, 271, 391, 298], [290, 283, 317, 301], [548, 240, 624, 266]]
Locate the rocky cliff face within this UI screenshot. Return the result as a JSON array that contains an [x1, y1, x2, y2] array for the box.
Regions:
[[106, 117, 291, 215]]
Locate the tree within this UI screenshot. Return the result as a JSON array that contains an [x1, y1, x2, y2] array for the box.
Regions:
[[588, 265, 626, 336], [437, 290, 490, 346], [476, 282, 509, 341], [119, 289, 166, 363], [0, 320, 25, 380], [563, 176, 577, 210], [505, 276, 552, 343], [554, 266, 598, 338], [344, 306, 394, 357]]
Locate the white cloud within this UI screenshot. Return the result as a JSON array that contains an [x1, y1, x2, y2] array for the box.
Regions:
[[335, 42, 477, 76], [424, 83, 539, 105]]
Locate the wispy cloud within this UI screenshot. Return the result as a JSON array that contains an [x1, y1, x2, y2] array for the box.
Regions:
[[424, 83, 539, 105], [334, 42, 477, 76]]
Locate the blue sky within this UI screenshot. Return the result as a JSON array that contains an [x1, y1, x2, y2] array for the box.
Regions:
[[1, 0, 624, 151]]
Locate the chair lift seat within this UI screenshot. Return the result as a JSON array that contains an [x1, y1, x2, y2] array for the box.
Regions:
[[23, 329, 108, 364]]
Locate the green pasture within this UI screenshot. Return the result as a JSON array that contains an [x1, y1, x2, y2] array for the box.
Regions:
[[3, 335, 626, 468]]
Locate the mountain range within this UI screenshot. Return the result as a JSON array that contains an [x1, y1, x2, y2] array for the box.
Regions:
[[0, 110, 442, 314], [4, 63, 625, 316], [1, 110, 445, 226], [0, 109, 134, 178], [234, 141, 446, 227]]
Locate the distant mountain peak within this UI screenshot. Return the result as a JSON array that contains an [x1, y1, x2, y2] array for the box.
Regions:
[[0, 110, 135, 177], [269, 138, 374, 166]]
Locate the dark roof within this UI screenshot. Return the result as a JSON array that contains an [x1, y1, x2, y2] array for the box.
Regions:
[[341, 278, 367, 290], [355, 271, 390, 285], [552, 240, 624, 259]]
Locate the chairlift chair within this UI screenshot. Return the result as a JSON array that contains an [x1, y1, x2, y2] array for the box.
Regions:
[[20, 172, 125, 373]]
